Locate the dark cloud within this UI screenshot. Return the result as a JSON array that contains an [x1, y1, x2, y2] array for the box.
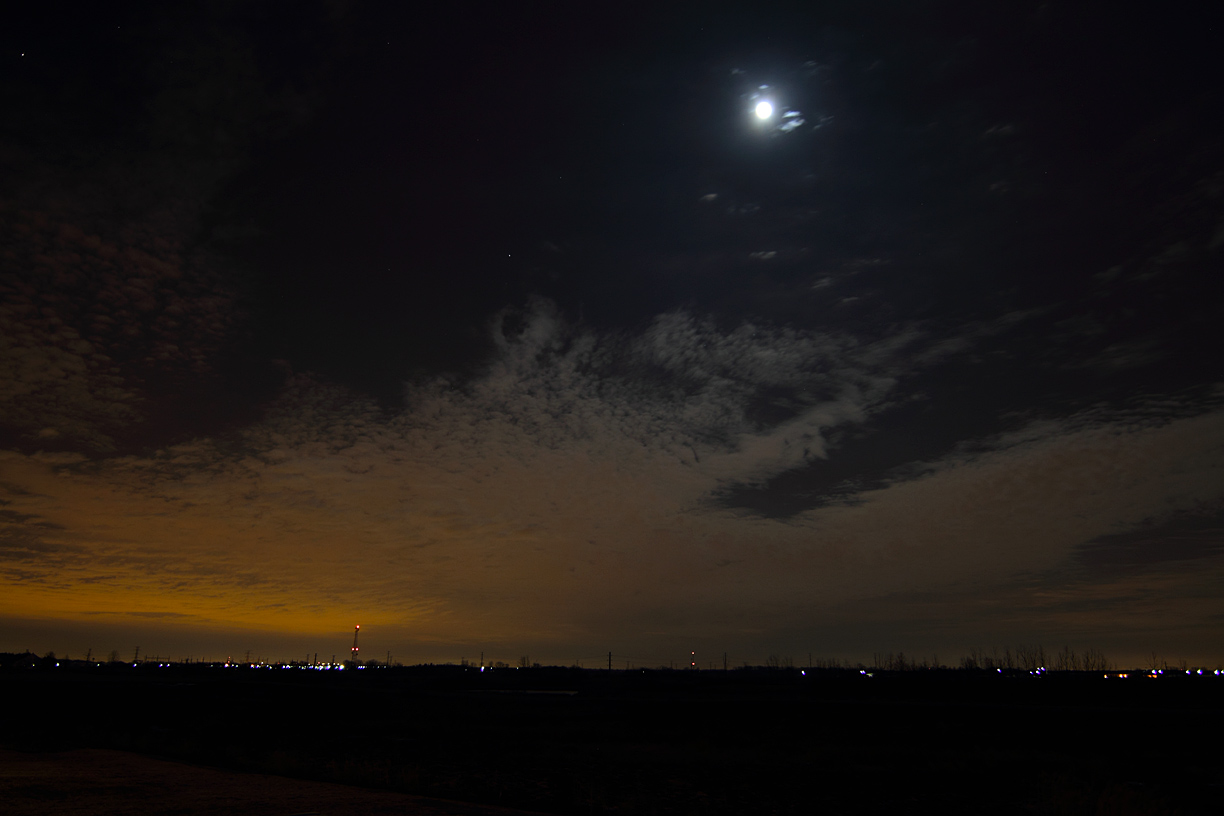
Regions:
[[0, 4, 351, 454], [1075, 510, 1224, 577], [0, 207, 238, 452]]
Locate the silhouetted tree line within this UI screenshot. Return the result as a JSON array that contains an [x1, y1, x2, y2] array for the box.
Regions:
[[958, 645, 1110, 671], [868, 652, 943, 670], [1147, 653, 1195, 672], [0, 651, 55, 669], [10, 647, 1217, 673]]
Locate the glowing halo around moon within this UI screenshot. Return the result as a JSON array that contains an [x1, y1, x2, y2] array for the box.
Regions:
[[755, 100, 773, 119]]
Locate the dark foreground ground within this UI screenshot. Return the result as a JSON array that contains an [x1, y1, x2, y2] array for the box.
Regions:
[[0, 747, 536, 816], [2, 665, 1222, 815]]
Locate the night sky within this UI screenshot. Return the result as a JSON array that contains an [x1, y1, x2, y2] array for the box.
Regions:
[[3, 2, 1223, 667]]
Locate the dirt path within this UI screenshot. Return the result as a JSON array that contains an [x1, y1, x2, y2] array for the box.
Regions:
[[0, 748, 539, 816]]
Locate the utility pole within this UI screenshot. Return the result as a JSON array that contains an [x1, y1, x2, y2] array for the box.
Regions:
[[133, 646, 140, 663], [608, 651, 612, 671], [85, 648, 91, 662], [386, 650, 391, 668]]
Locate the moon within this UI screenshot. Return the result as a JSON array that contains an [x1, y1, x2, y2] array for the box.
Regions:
[[755, 100, 773, 119]]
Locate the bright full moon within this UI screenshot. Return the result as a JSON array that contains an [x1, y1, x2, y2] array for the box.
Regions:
[[755, 100, 773, 119]]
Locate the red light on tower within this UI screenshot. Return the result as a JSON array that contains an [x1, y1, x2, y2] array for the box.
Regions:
[[351, 624, 360, 666], [691, 650, 696, 670]]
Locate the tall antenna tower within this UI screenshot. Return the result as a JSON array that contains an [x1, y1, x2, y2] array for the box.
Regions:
[[351, 624, 360, 667]]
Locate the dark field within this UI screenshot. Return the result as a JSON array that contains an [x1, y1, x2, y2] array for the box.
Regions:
[[3, 664, 1222, 815]]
